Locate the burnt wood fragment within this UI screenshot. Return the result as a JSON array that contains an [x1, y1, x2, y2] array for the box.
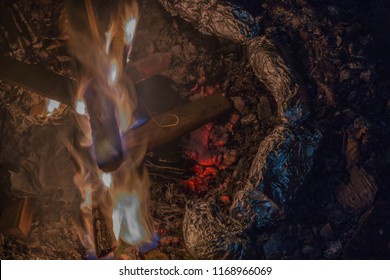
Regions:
[[0, 197, 36, 237], [92, 206, 116, 258]]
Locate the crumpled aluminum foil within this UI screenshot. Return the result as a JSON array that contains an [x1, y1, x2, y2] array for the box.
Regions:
[[0, 105, 77, 202], [158, 0, 261, 43], [247, 36, 310, 124], [158, 1, 309, 124], [183, 201, 248, 259], [160, 1, 322, 254], [230, 182, 284, 231], [231, 125, 322, 224]]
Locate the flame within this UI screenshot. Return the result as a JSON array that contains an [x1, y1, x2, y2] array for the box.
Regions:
[[111, 160, 154, 246], [101, 172, 112, 188], [63, 0, 155, 258], [105, 23, 115, 54], [108, 60, 119, 86], [124, 18, 137, 45], [76, 99, 87, 115], [46, 99, 60, 114]]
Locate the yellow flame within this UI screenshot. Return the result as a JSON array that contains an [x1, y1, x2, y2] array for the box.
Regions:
[[63, 0, 154, 257]]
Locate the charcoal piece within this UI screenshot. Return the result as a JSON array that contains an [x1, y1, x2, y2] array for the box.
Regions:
[[158, 0, 260, 43], [230, 183, 284, 231], [231, 126, 322, 229], [84, 81, 123, 172], [183, 201, 248, 259], [248, 125, 322, 209], [247, 36, 310, 124]]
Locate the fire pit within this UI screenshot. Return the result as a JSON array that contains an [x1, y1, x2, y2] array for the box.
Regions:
[[1, 0, 389, 260]]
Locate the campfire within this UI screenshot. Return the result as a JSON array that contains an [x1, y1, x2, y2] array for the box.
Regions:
[[1, 0, 389, 260]]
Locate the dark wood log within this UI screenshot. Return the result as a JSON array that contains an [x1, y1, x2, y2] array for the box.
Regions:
[[123, 93, 232, 156], [0, 55, 76, 105], [84, 82, 123, 172]]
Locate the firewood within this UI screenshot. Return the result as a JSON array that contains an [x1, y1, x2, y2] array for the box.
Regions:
[[84, 82, 123, 172], [123, 93, 232, 156], [0, 55, 76, 105]]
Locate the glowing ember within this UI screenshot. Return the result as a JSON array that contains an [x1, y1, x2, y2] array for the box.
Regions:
[[101, 172, 112, 188], [181, 85, 237, 193], [75, 99, 87, 115], [46, 99, 60, 114]]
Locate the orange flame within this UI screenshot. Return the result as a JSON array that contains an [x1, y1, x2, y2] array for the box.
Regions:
[[63, 0, 155, 257]]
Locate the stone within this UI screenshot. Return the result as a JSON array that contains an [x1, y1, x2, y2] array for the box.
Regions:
[[320, 223, 333, 239]]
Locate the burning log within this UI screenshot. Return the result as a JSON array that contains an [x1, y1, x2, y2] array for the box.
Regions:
[[0, 54, 172, 105], [83, 82, 124, 172], [123, 93, 231, 155]]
